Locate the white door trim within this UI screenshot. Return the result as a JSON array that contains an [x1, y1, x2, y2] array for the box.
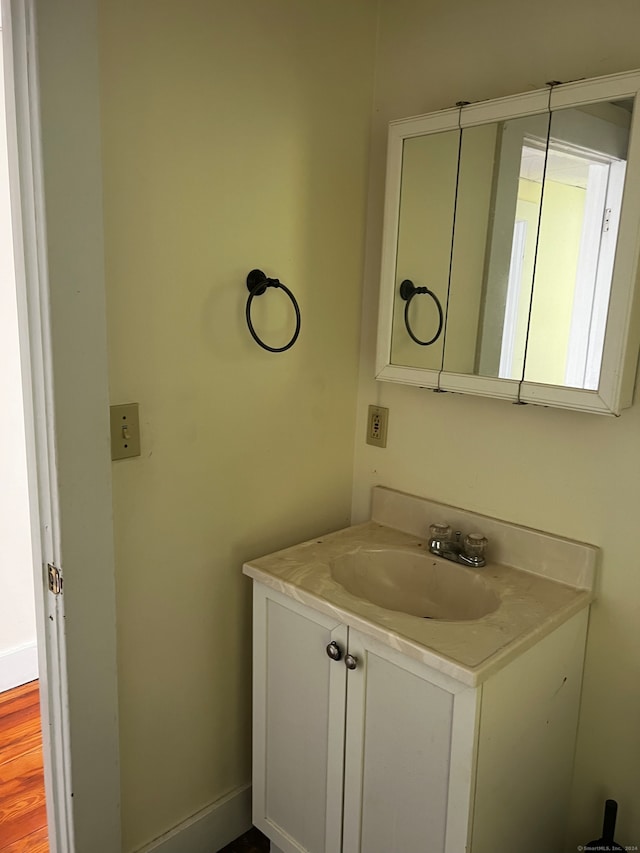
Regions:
[[2, 1, 121, 850], [584, 160, 626, 388], [2, 3, 73, 849]]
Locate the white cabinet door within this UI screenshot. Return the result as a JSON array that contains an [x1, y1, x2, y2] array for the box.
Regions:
[[342, 630, 479, 853], [252, 586, 348, 853]]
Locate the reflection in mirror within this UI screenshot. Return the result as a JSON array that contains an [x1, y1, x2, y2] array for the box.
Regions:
[[448, 113, 551, 378], [442, 114, 551, 376], [523, 99, 632, 388], [390, 129, 460, 369], [440, 122, 500, 374]]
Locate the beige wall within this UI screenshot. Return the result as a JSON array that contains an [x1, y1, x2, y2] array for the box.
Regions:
[[97, 0, 640, 847], [353, 0, 640, 847], [98, 2, 376, 849]]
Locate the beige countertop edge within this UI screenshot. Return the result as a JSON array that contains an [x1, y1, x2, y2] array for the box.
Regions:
[[243, 564, 593, 687]]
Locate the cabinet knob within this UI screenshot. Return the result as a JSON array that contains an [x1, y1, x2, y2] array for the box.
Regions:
[[326, 641, 342, 661], [344, 654, 358, 670]]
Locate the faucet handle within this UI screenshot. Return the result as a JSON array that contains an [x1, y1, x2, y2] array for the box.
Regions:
[[429, 522, 452, 540], [463, 532, 488, 560]]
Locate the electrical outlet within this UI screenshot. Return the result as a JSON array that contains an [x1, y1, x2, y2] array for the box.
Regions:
[[110, 403, 141, 460], [366, 405, 389, 448]]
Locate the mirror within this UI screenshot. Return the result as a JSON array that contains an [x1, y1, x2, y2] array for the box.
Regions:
[[523, 100, 631, 389], [445, 113, 550, 379], [390, 129, 460, 371], [377, 72, 640, 414]]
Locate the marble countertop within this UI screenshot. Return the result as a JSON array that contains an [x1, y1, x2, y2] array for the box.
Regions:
[[243, 520, 593, 686]]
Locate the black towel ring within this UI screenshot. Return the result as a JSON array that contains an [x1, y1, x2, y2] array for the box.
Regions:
[[399, 279, 443, 346], [245, 269, 301, 353]]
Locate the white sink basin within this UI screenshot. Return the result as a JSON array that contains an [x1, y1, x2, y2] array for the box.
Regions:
[[330, 547, 500, 621]]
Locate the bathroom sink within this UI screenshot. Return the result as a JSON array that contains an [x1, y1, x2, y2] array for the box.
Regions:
[[330, 547, 500, 621]]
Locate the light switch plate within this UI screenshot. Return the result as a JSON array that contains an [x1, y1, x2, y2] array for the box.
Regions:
[[110, 403, 141, 460]]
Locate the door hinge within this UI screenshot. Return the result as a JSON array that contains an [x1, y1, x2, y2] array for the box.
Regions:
[[48, 564, 63, 595]]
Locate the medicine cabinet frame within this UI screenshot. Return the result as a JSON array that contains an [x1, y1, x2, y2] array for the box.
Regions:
[[375, 70, 640, 415]]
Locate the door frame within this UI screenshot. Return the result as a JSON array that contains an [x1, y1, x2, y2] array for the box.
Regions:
[[2, 1, 121, 850]]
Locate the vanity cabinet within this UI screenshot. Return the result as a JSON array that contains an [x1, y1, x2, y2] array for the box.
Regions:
[[251, 582, 588, 853], [252, 585, 348, 853], [341, 626, 476, 853]]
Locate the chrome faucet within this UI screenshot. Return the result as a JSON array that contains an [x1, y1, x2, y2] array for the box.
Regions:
[[428, 524, 488, 568]]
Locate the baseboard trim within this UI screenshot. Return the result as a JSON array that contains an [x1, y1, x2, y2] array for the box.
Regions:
[[135, 783, 252, 853], [0, 642, 38, 693]]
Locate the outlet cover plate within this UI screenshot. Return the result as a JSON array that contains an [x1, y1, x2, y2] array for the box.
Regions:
[[366, 404, 389, 448]]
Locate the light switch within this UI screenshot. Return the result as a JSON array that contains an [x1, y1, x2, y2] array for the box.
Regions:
[[110, 403, 141, 460]]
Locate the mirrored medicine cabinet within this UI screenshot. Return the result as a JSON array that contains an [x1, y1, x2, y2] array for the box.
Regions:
[[375, 70, 640, 414]]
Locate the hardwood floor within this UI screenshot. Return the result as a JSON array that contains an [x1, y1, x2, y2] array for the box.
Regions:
[[0, 682, 266, 853], [0, 681, 48, 852]]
